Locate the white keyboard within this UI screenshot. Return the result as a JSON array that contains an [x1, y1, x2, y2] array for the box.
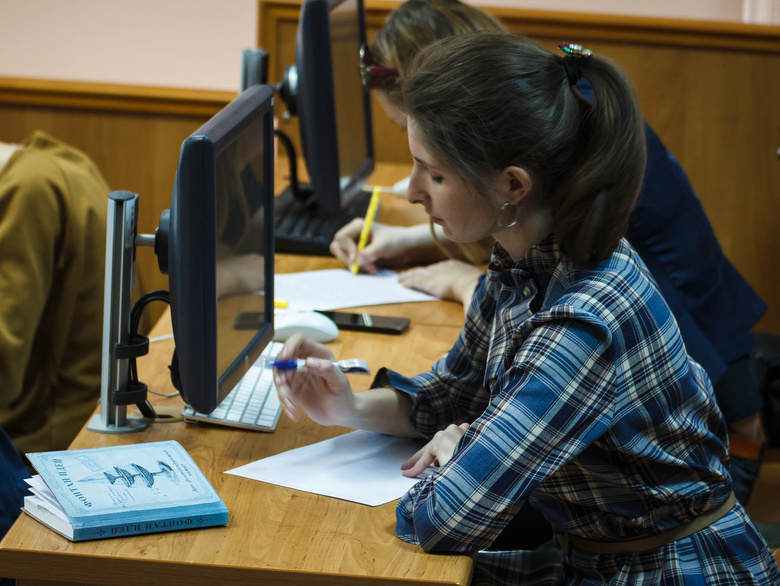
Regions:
[[181, 342, 283, 432]]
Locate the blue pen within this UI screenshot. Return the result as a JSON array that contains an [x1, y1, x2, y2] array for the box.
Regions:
[[265, 357, 370, 374]]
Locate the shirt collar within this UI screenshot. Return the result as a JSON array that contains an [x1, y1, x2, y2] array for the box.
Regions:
[[488, 232, 564, 278]]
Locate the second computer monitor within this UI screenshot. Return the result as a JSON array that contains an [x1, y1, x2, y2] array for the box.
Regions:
[[296, 0, 374, 213]]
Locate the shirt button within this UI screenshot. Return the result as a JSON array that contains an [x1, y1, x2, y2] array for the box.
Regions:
[[523, 287, 532, 297]]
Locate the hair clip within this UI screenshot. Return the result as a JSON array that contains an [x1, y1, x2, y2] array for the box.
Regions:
[[557, 43, 593, 58]]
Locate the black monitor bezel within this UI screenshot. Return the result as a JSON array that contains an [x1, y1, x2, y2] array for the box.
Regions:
[[296, 0, 374, 213], [169, 84, 275, 415]]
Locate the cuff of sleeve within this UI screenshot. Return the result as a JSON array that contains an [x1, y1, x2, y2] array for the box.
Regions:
[[371, 367, 419, 399], [395, 490, 421, 545]]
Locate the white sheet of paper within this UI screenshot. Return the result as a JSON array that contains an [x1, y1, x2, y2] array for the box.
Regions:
[[225, 430, 432, 506], [273, 269, 437, 311]]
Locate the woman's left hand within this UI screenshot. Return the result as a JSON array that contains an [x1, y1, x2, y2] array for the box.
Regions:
[[398, 259, 483, 307], [401, 422, 469, 478]]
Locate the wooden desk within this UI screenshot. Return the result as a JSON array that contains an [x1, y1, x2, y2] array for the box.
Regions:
[[0, 189, 473, 585]]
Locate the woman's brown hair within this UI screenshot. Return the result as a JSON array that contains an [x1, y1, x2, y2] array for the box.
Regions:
[[367, 0, 503, 95], [400, 32, 646, 265]]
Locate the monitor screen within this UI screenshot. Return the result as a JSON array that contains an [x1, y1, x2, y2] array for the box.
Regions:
[[296, 0, 373, 212], [166, 84, 275, 415]]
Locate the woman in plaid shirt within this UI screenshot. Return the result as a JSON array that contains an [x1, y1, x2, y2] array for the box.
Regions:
[[274, 32, 779, 584]]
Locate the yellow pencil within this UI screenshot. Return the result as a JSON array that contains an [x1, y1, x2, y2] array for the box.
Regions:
[[351, 185, 382, 274]]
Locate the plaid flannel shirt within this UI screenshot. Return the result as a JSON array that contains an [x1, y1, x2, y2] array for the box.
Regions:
[[379, 235, 778, 584]]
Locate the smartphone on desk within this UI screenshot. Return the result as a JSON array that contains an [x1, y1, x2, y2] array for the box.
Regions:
[[315, 310, 409, 335]]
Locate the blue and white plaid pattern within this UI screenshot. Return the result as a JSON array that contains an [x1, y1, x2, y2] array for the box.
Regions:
[[383, 236, 779, 584]]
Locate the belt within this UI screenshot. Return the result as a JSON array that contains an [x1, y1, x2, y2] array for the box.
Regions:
[[554, 492, 737, 556]]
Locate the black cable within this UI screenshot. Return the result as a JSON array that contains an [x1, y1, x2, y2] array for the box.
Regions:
[[130, 290, 170, 335], [127, 290, 170, 418], [274, 129, 312, 205]]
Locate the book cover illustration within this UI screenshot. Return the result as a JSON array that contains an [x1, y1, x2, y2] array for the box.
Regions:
[[24, 440, 228, 540]]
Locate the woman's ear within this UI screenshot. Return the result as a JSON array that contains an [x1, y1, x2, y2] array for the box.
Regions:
[[502, 166, 532, 205]]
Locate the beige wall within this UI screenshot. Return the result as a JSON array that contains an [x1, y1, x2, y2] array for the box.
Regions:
[[1, 0, 779, 93], [479, 0, 780, 22], [0, 0, 257, 91]]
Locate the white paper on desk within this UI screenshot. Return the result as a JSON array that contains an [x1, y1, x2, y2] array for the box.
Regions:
[[273, 269, 437, 311], [225, 430, 433, 506]]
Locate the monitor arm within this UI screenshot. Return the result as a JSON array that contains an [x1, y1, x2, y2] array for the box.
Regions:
[[88, 192, 171, 434]]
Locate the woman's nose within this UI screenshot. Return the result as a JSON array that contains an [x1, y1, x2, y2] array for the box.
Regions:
[[405, 172, 425, 205]]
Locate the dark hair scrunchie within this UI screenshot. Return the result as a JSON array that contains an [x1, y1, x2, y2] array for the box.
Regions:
[[562, 56, 582, 85], [558, 43, 593, 86]]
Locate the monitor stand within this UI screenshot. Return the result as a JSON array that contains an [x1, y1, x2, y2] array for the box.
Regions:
[[87, 191, 158, 434]]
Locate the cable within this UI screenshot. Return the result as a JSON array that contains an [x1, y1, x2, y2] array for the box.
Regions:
[[127, 290, 170, 418], [274, 129, 312, 205]]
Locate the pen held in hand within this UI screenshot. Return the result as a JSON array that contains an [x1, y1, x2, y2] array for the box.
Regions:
[[265, 357, 371, 374], [351, 185, 382, 274]]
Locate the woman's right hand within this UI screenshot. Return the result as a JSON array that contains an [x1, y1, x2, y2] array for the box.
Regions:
[[329, 219, 421, 274], [272, 334, 356, 426]]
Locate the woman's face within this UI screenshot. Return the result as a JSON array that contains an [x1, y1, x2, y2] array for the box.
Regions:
[[406, 119, 498, 243]]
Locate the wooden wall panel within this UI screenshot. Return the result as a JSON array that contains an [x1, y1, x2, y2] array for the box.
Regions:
[[0, 81, 234, 329], [259, 0, 780, 334]]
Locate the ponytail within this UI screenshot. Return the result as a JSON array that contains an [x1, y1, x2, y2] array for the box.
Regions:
[[551, 45, 646, 264]]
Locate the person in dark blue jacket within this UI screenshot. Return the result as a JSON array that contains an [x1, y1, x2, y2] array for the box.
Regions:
[[331, 0, 767, 507], [1, 425, 29, 585], [626, 122, 766, 503]]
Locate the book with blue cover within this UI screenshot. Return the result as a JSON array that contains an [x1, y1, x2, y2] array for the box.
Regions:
[[22, 440, 228, 541]]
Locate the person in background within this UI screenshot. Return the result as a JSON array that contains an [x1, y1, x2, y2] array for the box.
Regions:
[[0, 425, 29, 586], [281, 32, 778, 584], [331, 0, 767, 507], [0, 427, 30, 586], [0, 131, 109, 456]]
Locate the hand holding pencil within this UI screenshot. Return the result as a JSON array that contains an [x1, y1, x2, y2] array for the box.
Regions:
[[351, 185, 382, 274]]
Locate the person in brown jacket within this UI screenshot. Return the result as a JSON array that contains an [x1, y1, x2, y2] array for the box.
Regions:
[[0, 131, 108, 455]]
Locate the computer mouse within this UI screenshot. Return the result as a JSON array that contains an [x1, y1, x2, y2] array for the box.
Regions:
[[272, 310, 339, 343]]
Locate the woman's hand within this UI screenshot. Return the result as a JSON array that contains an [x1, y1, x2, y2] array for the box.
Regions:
[[330, 220, 439, 273], [401, 423, 469, 478], [272, 334, 356, 426], [398, 259, 483, 308]]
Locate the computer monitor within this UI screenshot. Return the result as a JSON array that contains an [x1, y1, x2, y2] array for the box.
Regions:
[[290, 0, 374, 213], [162, 84, 276, 415]]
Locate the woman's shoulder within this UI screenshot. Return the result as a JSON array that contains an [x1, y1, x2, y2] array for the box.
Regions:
[[542, 240, 669, 329]]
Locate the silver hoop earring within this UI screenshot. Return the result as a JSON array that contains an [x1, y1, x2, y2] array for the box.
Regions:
[[496, 202, 520, 229]]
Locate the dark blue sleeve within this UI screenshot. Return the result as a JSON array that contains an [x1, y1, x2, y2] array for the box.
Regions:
[[0, 426, 29, 540], [628, 125, 766, 378]]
